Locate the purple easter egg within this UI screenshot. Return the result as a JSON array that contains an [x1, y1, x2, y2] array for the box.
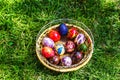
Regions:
[[61, 56, 72, 66], [42, 37, 55, 48], [71, 52, 83, 64], [74, 33, 86, 45]]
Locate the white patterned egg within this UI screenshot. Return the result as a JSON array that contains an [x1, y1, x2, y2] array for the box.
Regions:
[[61, 56, 72, 66], [55, 43, 65, 55], [74, 33, 86, 45], [42, 37, 55, 48]]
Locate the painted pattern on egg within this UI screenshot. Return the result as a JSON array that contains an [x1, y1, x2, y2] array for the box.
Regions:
[[65, 41, 75, 52], [61, 56, 72, 66], [55, 43, 65, 55], [74, 33, 86, 45], [42, 37, 55, 48]]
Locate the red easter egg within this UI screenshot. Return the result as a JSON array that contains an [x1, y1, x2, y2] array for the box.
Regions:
[[48, 30, 61, 42], [41, 47, 55, 58], [67, 27, 78, 39]]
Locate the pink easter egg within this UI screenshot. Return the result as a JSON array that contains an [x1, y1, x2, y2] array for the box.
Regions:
[[65, 41, 75, 52]]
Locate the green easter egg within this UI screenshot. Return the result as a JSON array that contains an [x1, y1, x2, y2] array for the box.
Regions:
[[77, 44, 87, 52]]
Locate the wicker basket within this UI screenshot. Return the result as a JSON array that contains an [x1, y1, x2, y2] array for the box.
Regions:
[[36, 19, 94, 72]]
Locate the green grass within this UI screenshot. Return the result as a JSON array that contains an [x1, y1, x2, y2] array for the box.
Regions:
[[0, 0, 120, 80]]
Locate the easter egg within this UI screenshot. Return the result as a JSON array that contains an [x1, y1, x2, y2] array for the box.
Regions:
[[67, 27, 78, 39], [61, 56, 72, 66], [55, 43, 65, 55], [59, 23, 68, 36], [41, 47, 55, 58], [48, 30, 61, 42], [74, 33, 86, 45], [42, 37, 55, 48], [77, 44, 87, 52], [71, 52, 83, 64], [65, 41, 75, 52], [49, 55, 60, 65]]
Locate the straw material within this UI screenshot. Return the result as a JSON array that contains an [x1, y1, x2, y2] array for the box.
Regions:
[[36, 24, 93, 72]]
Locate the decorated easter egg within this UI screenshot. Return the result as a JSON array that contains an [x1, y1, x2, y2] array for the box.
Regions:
[[49, 55, 60, 65], [41, 47, 55, 58], [67, 27, 78, 39], [74, 33, 86, 45], [71, 52, 83, 64], [61, 56, 72, 66], [65, 41, 75, 52], [77, 44, 87, 52], [55, 43, 65, 55], [42, 37, 55, 48], [59, 23, 68, 36], [48, 30, 61, 42]]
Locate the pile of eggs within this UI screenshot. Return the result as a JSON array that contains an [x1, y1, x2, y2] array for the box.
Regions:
[[41, 23, 90, 66]]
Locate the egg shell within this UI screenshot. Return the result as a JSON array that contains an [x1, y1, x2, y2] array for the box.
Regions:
[[59, 23, 68, 36], [65, 41, 75, 52], [61, 56, 72, 66], [71, 52, 83, 64], [42, 37, 55, 48], [48, 30, 61, 42], [49, 55, 60, 65], [67, 27, 78, 39], [41, 47, 55, 58], [77, 44, 87, 52], [74, 33, 86, 45], [55, 43, 65, 55]]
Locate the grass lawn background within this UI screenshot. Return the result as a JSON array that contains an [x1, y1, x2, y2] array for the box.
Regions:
[[0, 0, 120, 80]]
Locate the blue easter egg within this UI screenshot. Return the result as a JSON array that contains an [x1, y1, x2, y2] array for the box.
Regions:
[[59, 23, 68, 36], [55, 43, 65, 55]]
